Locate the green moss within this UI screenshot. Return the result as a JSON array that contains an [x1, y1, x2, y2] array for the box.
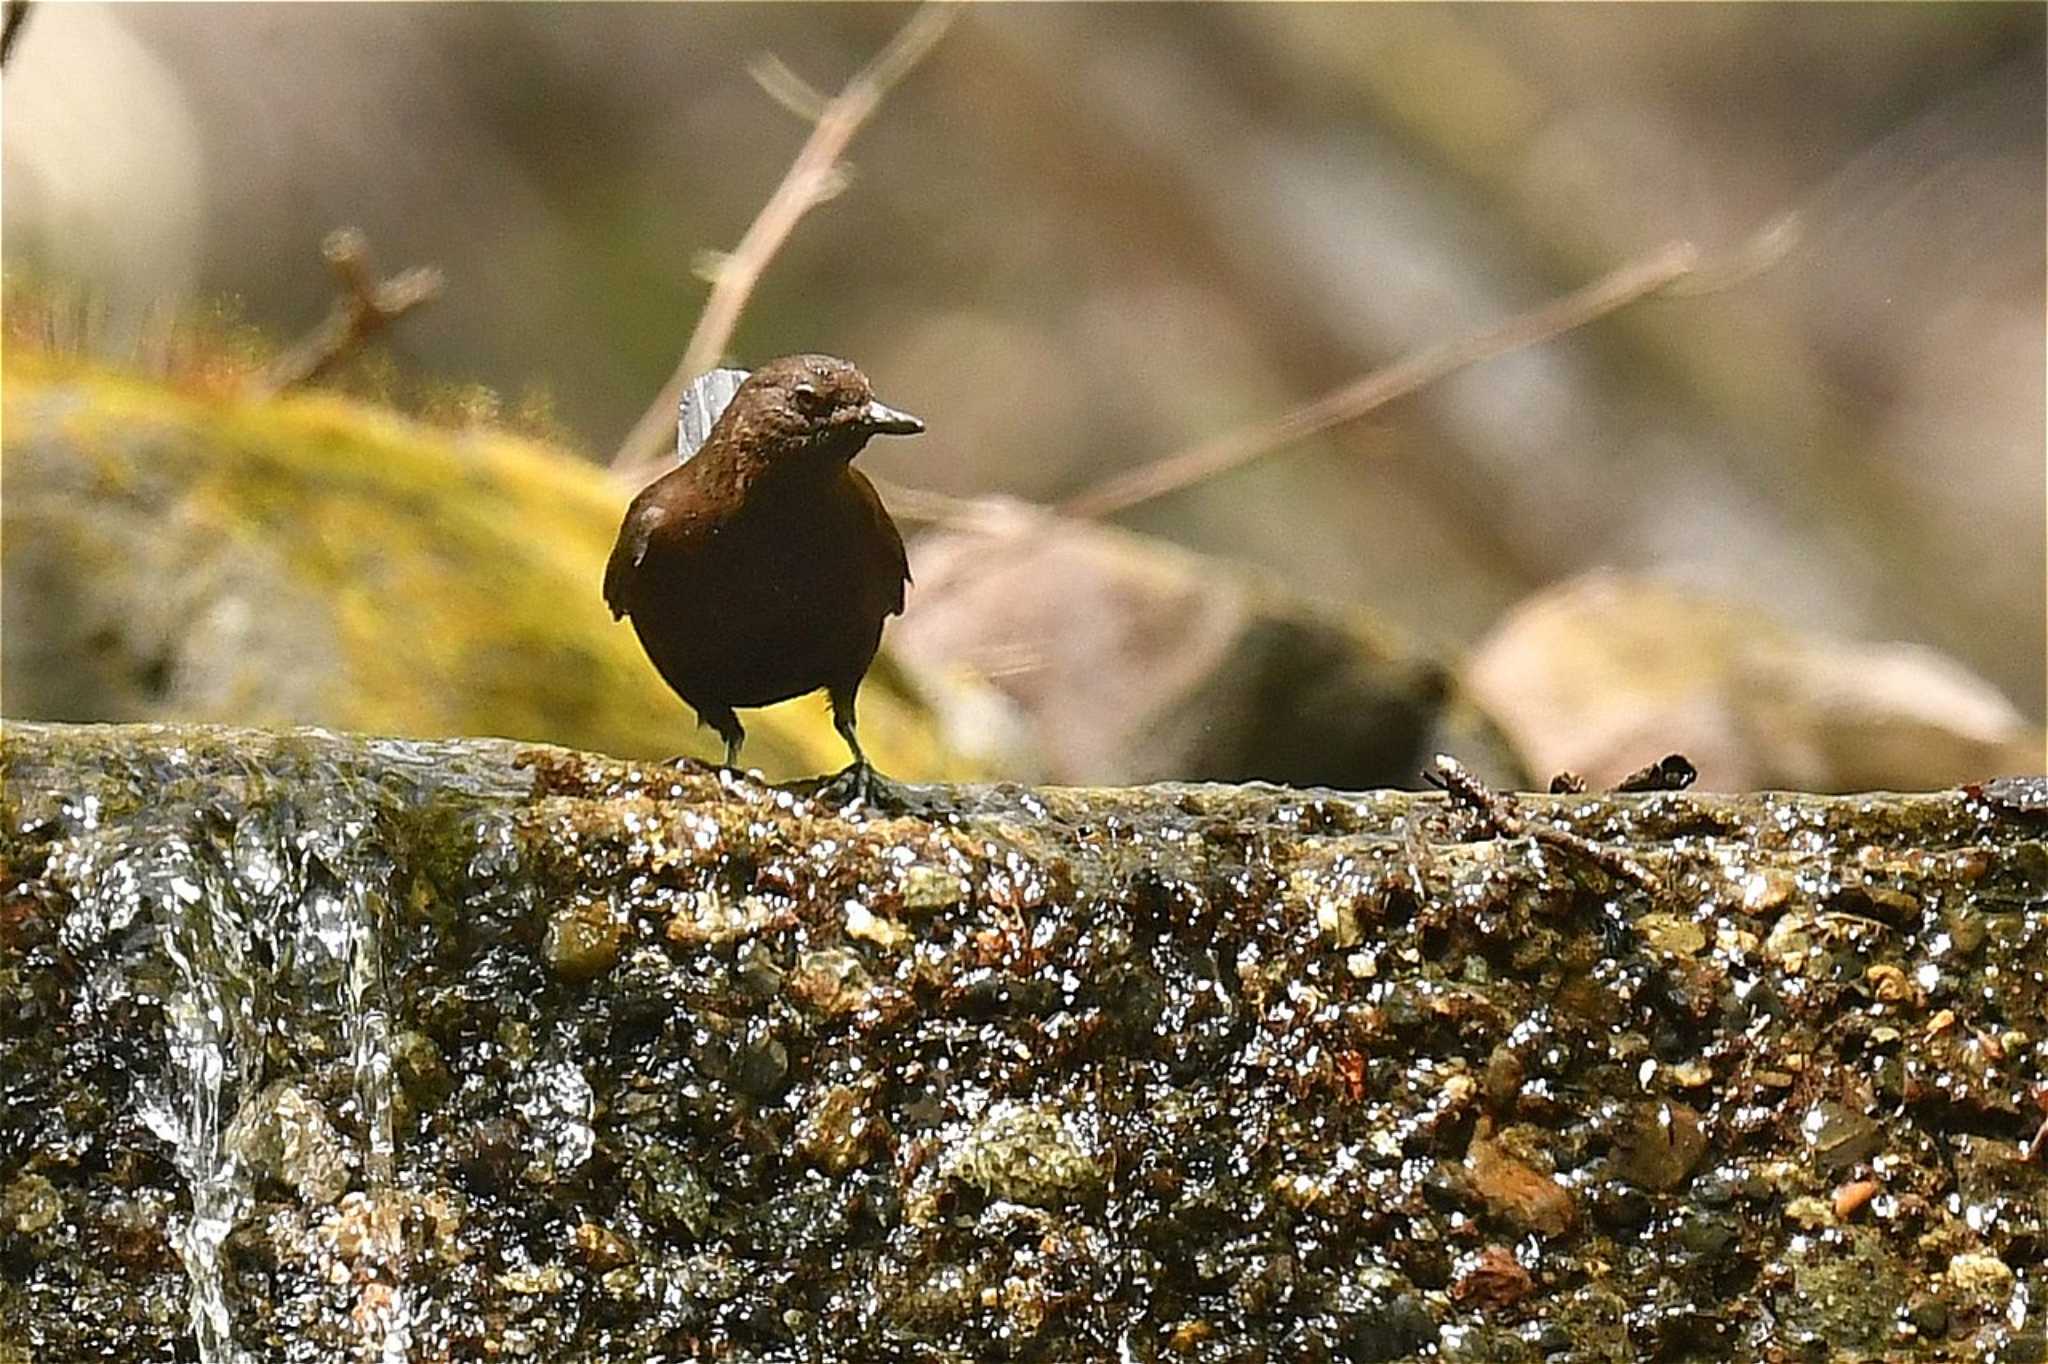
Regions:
[[1, 354, 964, 778]]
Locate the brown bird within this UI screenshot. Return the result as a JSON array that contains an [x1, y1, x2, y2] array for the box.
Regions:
[[604, 355, 924, 792]]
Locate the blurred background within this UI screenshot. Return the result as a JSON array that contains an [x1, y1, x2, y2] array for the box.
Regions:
[[4, 3, 2043, 791]]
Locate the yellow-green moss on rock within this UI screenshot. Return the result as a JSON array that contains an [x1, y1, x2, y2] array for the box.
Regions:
[[0, 354, 963, 777]]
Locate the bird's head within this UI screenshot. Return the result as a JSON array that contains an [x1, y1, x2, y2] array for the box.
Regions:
[[717, 354, 923, 469]]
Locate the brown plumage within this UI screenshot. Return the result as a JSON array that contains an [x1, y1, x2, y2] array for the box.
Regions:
[[604, 355, 923, 780]]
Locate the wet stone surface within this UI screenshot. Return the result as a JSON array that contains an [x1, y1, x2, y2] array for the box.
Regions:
[[1, 722, 2046, 1361]]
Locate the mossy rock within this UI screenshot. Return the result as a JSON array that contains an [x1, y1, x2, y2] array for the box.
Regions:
[[0, 353, 962, 778]]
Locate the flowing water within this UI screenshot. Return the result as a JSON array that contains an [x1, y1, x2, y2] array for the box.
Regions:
[[20, 731, 528, 1364]]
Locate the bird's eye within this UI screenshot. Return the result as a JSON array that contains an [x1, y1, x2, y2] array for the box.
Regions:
[[792, 382, 829, 413]]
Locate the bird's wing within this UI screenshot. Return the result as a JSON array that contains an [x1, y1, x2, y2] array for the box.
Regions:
[[604, 496, 679, 620], [850, 470, 911, 616]]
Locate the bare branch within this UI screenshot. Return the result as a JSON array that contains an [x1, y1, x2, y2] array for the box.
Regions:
[[1059, 217, 1800, 521], [748, 52, 831, 124], [1, 0, 30, 68], [862, 474, 1018, 531], [1661, 212, 1800, 297], [610, 4, 959, 478], [253, 228, 443, 396]]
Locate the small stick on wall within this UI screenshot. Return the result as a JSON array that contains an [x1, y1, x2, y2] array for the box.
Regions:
[[1428, 754, 1666, 896], [2, 1, 31, 68]]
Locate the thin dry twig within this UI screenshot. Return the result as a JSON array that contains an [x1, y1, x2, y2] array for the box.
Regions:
[[610, 4, 958, 478], [1060, 217, 1800, 520], [1, 1, 30, 69], [862, 473, 1011, 530], [749, 51, 831, 124], [254, 228, 443, 396], [1429, 755, 1665, 896]]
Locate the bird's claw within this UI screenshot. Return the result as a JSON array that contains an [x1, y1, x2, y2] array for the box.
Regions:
[[814, 761, 898, 811]]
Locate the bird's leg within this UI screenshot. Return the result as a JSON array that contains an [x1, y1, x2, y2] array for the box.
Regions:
[[817, 684, 892, 808], [710, 708, 747, 769], [831, 686, 867, 771], [665, 705, 746, 772]]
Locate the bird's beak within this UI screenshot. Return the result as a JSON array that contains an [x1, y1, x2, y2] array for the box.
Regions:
[[860, 398, 924, 435]]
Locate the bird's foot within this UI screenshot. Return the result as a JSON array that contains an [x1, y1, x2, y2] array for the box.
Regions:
[[812, 761, 910, 813]]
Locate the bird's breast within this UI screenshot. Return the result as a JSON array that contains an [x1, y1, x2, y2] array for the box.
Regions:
[[626, 477, 903, 705]]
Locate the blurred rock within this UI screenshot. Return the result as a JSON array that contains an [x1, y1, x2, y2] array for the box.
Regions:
[[892, 498, 1523, 789], [1465, 572, 2042, 791], [0, 354, 962, 780], [0, 6, 205, 342]]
